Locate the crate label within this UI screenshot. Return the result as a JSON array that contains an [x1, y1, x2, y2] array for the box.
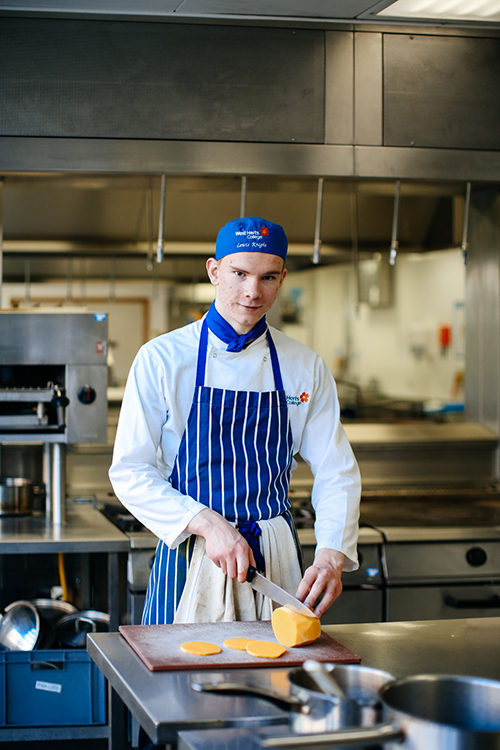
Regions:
[[35, 680, 62, 694]]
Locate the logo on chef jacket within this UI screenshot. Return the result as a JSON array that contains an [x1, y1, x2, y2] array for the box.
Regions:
[[235, 225, 270, 250], [286, 392, 310, 406]]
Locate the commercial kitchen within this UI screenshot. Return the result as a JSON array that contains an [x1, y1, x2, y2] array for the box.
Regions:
[[1, 1, 500, 748]]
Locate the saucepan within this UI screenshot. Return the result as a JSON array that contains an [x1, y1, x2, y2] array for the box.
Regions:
[[253, 674, 500, 750], [192, 663, 396, 733]]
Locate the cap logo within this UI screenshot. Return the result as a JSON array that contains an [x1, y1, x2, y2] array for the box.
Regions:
[[215, 216, 288, 261]]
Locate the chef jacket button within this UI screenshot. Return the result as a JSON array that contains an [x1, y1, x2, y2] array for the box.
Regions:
[[213, 352, 217, 358], [263, 356, 268, 362]]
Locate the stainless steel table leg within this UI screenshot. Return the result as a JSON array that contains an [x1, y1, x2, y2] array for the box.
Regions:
[[109, 683, 131, 750], [108, 551, 127, 632]]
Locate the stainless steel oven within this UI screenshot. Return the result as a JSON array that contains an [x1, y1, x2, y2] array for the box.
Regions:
[[360, 492, 500, 622], [0, 311, 108, 524]]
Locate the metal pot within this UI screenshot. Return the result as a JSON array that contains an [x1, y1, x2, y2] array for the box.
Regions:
[[55, 610, 110, 648], [267, 674, 500, 749], [30, 598, 78, 623], [0, 600, 40, 651], [30, 599, 79, 649], [0, 477, 34, 515], [192, 664, 395, 733]]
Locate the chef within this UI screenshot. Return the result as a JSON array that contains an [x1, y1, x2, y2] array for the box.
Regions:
[[109, 216, 361, 627]]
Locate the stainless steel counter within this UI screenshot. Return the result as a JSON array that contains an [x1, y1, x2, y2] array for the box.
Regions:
[[125, 516, 383, 550], [0, 505, 129, 633], [0, 504, 129, 553], [88, 617, 500, 749], [344, 422, 499, 447], [87, 631, 289, 748], [326, 617, 500, 681]]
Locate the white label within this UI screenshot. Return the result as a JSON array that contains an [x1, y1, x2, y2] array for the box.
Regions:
[[35, 680, 62, 694]]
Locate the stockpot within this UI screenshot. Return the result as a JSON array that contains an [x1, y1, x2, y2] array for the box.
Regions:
[[265, 674, 500, 750], [193, 664, 395, 733], [0, 478, 34, 515], [55, 610, 110, 648]]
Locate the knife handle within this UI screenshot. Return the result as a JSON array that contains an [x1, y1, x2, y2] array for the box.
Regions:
[[246, 565, 257, 583]]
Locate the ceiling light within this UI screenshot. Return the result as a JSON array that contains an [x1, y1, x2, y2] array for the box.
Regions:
[[377, 0, 500, 21]]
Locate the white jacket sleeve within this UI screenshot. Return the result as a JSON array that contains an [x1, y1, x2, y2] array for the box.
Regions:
[[298, 357, 361, 572], [108, 347, 205, 549]]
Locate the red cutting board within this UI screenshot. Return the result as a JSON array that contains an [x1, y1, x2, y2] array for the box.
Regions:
[[119, 621, 361, 671]]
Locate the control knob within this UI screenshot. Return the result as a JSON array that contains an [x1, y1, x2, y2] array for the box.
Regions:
[[465, 547, 487, 567], [77, 385, 96, 405]]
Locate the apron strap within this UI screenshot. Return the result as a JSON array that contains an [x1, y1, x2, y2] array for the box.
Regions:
[[266, 330, 284, 391], [195, 318, 209, 388], [196, 318, 284, 391]]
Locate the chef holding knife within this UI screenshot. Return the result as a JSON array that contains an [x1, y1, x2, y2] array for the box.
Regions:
[[109, 216, 361, 627]]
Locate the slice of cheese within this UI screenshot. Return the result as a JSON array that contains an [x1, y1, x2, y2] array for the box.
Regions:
[[180, 641, 222, 656], [271, 605, 321, 648], [223, 637, 256, 651], [246, 640, 286, 659]]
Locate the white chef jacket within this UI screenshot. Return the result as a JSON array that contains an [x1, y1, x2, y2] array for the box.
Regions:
[[109, 317, 361, 571]]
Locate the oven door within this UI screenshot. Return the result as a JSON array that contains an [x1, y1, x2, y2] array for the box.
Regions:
[[387, 583, 500, 621]]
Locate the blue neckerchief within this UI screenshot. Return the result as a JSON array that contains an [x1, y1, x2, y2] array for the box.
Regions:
[[205, 301, 267, 352]]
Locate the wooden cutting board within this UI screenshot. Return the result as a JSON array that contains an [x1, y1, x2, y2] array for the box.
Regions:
[[119, 621, 361, 671]]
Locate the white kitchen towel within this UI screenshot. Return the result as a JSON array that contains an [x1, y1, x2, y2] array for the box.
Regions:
[[173, 515, 303, 623]]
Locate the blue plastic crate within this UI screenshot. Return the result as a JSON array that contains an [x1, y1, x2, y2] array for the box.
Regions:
[[0, 649, 106, 727]]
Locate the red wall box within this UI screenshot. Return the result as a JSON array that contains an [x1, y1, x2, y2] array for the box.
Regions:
[[0, 649, 106, 727]]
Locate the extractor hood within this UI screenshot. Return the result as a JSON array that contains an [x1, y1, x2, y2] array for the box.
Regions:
[[1, 174, 464, 283]]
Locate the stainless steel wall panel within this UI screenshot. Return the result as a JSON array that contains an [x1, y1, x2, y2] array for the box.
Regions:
[[325, 31, 353, 145], [0, 138, 355, 177], [0, 18, 325, 145], [383, 34, 500, 150], [354, 145, 500, 181], [465, 189, 500, 450], [5, 137, 500, 181], [354, 31, 383, 146]]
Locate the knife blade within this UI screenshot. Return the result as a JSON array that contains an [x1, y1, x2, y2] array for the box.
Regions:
[[246, 566, 318, 618]]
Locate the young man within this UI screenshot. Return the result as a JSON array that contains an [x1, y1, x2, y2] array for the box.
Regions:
[[109, 216, 360, 625]]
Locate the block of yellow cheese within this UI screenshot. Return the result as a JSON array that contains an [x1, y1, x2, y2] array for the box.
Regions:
[[271, 605, 321, 648]]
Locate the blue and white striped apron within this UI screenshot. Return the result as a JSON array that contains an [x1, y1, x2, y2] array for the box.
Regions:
[[142, 319, 297, 624]]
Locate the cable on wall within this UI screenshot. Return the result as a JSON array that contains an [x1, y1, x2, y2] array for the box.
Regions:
[[390, 179, 401, 266], [312, 177, 324, 265], [461, 181, 472, 266], [157, 174, 166, 264]]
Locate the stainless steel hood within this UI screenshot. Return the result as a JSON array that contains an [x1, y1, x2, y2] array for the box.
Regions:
[[1, 174, 464, 283], [0, 0, 499, 30]]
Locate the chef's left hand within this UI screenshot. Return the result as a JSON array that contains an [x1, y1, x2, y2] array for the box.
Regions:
[[295, 548, 345, 618]]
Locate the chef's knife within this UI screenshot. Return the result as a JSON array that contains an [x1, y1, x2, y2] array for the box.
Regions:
[[246, 566, 318, 618]]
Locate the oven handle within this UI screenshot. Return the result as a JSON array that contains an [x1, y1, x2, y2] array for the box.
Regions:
[[444, 593, 500, 609]]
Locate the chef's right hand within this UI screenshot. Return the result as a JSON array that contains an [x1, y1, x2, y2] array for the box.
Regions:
[[186, 507, 256, 583]]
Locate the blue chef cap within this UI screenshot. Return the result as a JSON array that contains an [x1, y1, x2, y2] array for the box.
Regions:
[[215, 217, 288, 262]]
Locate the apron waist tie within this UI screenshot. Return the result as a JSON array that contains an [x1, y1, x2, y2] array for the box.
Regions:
[[237, 520, 266, 573]]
